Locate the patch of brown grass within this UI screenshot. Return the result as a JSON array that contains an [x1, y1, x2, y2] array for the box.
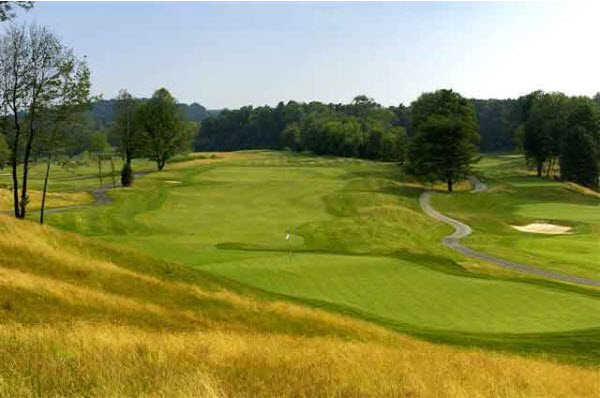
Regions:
[[0, 188, 92, 212], [564, 182, 600, 199], [1, 323, 598, 398]]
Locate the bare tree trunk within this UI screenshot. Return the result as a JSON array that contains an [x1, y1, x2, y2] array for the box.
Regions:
[[10, 111, 21, 217], [110, 155, 116, 187], [447, 176, 453, 193], [40, 155, 51, 225], [97, 155, 103, 187], [157, 156, 165, 171], [536, 161, 543, 177], [10, 133, 20, 217], [19, 107, 37, 219]]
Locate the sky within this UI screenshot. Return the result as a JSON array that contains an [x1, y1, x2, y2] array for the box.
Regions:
[[13, 1, 600, 108]]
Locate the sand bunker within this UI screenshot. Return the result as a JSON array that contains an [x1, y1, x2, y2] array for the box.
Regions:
[[164, 180, 182, 184], [512, 223, 572, 235]]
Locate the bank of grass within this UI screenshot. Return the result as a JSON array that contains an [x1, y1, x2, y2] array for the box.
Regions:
[[42, 151, 600, 366], [433, 154, 600, 280], [1, 215, 599, 397]]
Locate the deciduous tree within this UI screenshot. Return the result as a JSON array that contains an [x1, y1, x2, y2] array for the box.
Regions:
[[0, 1, 32, 22], [523, 92, 569, 177], [113, 88, 139, 186], [137, 88, 187, 170], [407, 90, 479, 192], [0, 24, 90, 218]]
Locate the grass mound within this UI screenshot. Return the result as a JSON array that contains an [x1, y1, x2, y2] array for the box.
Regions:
[[1, 215, 599, 397]]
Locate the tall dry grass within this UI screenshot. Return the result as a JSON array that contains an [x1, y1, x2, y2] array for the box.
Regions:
[[0, 189, 92, 212], [1, 323, 599, 398], [0, 215, 598, 397]]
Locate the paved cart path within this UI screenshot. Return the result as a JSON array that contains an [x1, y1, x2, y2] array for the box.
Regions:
[[419, 177, 600, 287]]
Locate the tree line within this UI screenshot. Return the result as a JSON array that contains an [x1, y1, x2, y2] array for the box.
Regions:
[[91, 98, 211, 130], [195, 96, 529, 156], [519, 91, 600, 187], [111, 87, 195, 184], [197, 89, 600, 191], [196, 95, 409, 162], [196, 91, 478, 192]]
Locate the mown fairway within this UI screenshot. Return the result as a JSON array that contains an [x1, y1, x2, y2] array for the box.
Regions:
[[41, 151, 600, 363]]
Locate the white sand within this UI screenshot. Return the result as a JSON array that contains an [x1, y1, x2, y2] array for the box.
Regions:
[[512, 223, 572, 235], [164, 180, 182, 184]]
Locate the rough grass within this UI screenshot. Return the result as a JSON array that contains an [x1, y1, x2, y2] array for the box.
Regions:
[[1, 215, 599, 397], [0, 188, 92, 212]]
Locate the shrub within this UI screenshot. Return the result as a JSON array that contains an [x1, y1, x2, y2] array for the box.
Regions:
[[121, 162, 134, 187]]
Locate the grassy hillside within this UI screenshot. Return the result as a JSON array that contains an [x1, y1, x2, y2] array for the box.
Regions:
[[1, 215, 599, 397], [38, 151, 600, 365]]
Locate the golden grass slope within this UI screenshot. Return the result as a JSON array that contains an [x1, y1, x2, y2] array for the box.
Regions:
[[0, 215, 598, 397]]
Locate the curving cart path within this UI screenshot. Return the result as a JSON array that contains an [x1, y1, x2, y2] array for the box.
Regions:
[[419, 177, 600, 287]]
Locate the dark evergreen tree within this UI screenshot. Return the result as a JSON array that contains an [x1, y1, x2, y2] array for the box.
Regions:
[[559, 127, 598, 188], [523, 92, 569, 177]]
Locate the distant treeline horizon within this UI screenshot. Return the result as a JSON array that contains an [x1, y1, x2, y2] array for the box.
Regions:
[[189, 92, 600, 154], [88, 92, 599, 154]]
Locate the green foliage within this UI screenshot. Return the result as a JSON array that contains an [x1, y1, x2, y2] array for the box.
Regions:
[[559, 127, 598, 188], [91, 99, 209, 133], [407, 90, 479, 191], [198, 96, 407, 162], [523, 92, 570, 176], [410, 89, 477, 132], [0, 23, 91, 218], [559, 96, 600, 188], [112, 89, 141, 164], [470, 98, 519, 151], [137, 88, 189, 170], [88, 131, 109, 154], [520, 92, 600, 186]]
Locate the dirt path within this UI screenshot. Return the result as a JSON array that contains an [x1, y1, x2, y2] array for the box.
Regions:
[[419, 177, 600, 287]]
